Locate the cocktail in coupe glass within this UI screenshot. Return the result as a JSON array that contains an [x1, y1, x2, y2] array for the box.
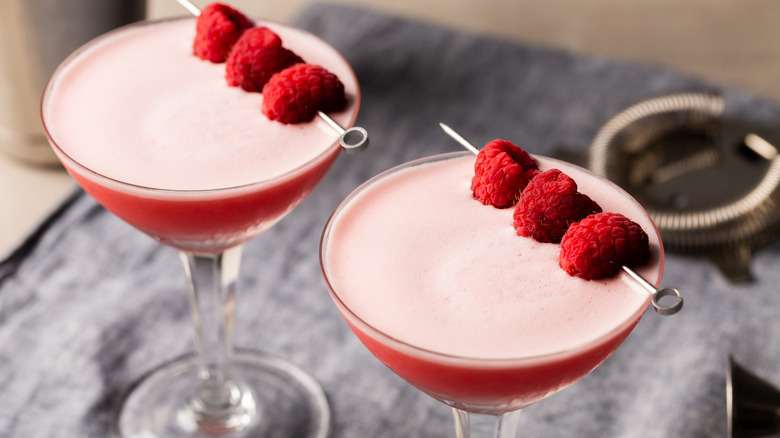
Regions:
[[320, 151, 667, 437], [41, 14, 360, 438]]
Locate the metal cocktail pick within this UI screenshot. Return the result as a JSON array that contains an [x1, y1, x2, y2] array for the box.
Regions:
[[175, 0, 369, 153], [175, 0, 202, 16], [439, 122, 683, 316], [318, 113, 369, 154]]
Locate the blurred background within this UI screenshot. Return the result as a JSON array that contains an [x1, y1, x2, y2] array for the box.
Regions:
[[149, 0, 780, 101], [1, 0, 779, 256]]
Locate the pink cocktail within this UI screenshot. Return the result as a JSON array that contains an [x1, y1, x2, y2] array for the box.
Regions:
[[43, 18, 358, 253], [42, 15, 360, 438], [320, 152, 666, 436]]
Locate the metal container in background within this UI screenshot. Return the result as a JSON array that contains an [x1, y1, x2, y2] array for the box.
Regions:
[[0, 0, 146, 165]]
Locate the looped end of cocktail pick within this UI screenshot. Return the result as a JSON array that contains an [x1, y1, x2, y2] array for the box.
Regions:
[[439, 122, 684, 316], [318, 112, 369, 154], [621, 266, 683, 315]]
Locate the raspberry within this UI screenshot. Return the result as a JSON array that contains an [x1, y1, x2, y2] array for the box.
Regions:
[[225, 26, 304, 92], [513, 169, 601, 243], [261, 64, 347, 124], [559, 212, 651, 280], [193, 3, 254, 63], [471, 139, 539, 208]]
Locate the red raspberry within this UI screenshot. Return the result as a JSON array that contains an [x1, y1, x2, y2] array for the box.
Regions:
[[559, 212, 651, 280], [261, 64, 347, 124], [193, 2, 254, 63], [225, 26, 304, 92], [471, 139, 539, 208], [513, 169, 602, 243]]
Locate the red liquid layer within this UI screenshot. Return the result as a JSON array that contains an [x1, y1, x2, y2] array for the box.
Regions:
[[341, 305, 642, 412], [62, 147, 339, 252]]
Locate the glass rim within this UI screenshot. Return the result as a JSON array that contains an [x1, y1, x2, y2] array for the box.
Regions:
[[40, 15, 361, 196], [319, 151, 664, 367]]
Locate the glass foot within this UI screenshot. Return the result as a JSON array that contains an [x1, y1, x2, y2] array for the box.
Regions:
[[113, 350, 330, 438]]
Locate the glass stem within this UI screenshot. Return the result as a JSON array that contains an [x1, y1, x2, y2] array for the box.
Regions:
[[452, 408, 522, 438], [180, 246, 243, 412]]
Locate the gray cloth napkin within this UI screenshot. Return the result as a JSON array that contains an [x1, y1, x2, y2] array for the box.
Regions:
[[2, 3, 780, 437]]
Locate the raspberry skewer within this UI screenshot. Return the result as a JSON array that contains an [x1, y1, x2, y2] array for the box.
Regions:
[[439, 122, 682, 315], [177, 0, 368, 153]]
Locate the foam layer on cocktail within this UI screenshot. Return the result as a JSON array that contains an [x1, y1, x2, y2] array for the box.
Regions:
[[43, 18, 360, 251], [322, 152, 663, 411], [44, 18, 358, 191]]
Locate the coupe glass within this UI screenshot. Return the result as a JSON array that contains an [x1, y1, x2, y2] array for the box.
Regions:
[[41, 17, 360, 438], [320, 152, 666, 437]]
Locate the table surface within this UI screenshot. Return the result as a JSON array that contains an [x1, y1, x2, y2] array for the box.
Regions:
[[2, 3, 780, 438]]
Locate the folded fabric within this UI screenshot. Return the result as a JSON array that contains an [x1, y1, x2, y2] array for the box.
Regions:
[[1, 3, 779, 437]]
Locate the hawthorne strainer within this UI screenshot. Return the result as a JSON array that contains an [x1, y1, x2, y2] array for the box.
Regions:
[[588, 92, 780, 282]]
